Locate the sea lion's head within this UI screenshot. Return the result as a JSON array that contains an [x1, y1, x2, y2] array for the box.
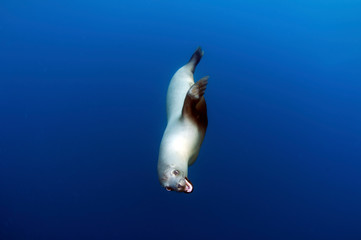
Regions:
[[160, 168, 193, 193]]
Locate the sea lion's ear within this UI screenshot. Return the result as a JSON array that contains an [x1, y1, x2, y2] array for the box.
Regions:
[[184, 177, 193, 193]]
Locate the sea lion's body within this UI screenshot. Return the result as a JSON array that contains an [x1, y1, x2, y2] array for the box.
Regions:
[[158, 48, 208, 193]]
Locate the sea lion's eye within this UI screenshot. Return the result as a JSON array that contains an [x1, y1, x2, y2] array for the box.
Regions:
[[172, 170, 180, 175], [165, 187, 172, 191]]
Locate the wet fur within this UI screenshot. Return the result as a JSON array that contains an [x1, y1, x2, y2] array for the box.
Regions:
[[158, 48, 208, 192]]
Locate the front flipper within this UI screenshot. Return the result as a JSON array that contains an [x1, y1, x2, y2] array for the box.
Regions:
[[182, 76, 209, 133]]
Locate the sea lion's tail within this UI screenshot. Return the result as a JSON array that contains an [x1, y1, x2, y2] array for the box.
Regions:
[[187, 47, 204, 73]]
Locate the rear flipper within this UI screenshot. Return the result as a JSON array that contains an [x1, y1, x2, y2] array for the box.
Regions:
[[187, 47, 204, 74]]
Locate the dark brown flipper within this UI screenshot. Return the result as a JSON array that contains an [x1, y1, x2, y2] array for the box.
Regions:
[[182, 76, 209, 134], [187, 47, 204, 74]]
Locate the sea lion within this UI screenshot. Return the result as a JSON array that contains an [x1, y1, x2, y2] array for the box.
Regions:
[[158, 47, 208, 193]]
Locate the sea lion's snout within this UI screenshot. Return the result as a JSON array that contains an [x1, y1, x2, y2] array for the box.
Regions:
[[184, 177, 193, 193], [167, 177, 193, 193], [161, 168, 193, 193]]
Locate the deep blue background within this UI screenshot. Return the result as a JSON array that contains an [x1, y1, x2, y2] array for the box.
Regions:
[[1, 0, 361, 239]]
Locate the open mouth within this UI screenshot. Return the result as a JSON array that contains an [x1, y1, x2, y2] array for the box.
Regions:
[[184, 177, 193, 193]]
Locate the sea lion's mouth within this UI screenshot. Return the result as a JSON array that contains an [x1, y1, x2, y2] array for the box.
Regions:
[[184, 177, 193, 193]]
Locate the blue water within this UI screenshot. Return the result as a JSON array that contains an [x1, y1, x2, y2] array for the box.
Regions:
[[1, 1, 361, 239]]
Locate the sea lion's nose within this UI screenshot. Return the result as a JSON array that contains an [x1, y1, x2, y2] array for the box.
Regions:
[[178, 179, 186, 188]]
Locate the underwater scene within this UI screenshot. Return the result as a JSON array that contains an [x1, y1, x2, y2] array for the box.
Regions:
[[1, 0, 361, 239]]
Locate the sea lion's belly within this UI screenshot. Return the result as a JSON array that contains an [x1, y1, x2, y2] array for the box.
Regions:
[[160, 118, 202, 165]]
